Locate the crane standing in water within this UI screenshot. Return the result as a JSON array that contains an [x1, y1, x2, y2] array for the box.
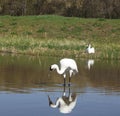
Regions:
[[50, 58, 78, 86]]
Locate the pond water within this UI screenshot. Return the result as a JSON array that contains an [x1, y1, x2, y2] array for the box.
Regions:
[[0, 54, 120, 116]]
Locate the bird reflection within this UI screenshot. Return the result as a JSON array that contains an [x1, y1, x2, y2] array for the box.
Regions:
[[48, 85, 77, 114], [87, 59, 94, 70]]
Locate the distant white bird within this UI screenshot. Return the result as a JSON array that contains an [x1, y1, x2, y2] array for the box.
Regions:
[[86, 44, 95, 54], [50, 58, 78, 85]]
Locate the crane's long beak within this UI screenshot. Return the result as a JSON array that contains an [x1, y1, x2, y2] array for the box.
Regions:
[[48, 95, 53, 106]]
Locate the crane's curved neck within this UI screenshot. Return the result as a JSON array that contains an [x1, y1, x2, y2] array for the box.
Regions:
[[55, 65, 65, 75], [51, 99, 60, 108], [50, 98, 65, 108], [88, 44, 91, 48]]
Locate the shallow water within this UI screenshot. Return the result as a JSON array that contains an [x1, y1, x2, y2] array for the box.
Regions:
[[0, 54, 120, 116]]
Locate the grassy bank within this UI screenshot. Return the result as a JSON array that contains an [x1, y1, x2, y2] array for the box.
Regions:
[[0, 15, 120, 59]]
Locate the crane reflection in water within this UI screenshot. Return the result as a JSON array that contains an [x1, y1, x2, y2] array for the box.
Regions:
[[48, 85, 77, 114], [87, 59, 95, 70]]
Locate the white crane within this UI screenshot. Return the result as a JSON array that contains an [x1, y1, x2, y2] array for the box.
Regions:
[[50, 58, 78, 85], [86, 44, 95, 54]]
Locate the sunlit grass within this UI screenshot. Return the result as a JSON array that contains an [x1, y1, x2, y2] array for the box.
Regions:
[[0, 36, 120, 59], [0, 15, 120, 59]]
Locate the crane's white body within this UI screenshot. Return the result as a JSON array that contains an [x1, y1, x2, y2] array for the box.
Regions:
[[86, 44, 95, 54], [50, 58, 78, 85], [50, 58, 78, 78]]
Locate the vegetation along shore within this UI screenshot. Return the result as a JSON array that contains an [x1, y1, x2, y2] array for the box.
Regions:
[[0, 15, 120, 59]]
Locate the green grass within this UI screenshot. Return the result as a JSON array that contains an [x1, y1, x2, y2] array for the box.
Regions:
[[0, 15, 120, 59]]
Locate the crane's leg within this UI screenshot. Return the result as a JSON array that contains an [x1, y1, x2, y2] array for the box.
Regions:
[[68, 70, 73, 86], [63, 74, 66, 86], [63, 84, 66, 96], [68, 85, 71, 96], [68, 77, 71, 86], [64, 78, 66, 86]]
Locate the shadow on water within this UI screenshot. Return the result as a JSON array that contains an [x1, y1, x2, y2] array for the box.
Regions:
[[0, 54, 120, 116]]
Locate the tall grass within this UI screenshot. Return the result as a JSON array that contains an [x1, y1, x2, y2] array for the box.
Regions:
[[0, 15, 120, 59]]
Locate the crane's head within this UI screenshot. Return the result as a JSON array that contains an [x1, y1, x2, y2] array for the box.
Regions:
[[50, 64, 57, 71]]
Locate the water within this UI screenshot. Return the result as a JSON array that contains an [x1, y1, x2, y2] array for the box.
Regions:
[[0, 54, 120, 116]]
